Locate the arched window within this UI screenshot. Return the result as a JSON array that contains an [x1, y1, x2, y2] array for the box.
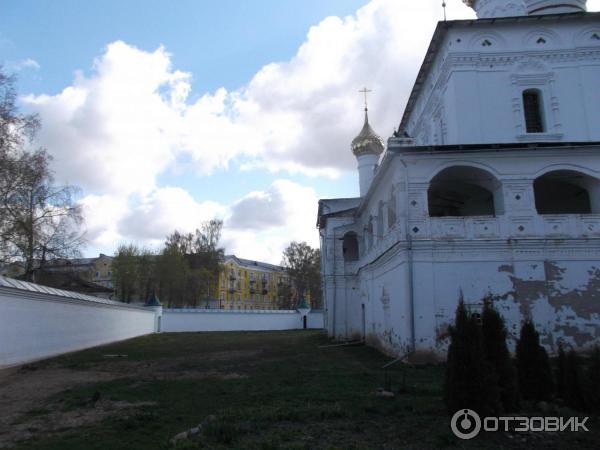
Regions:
[[388, 191, 397, 229], [377, 201, 384, 239], [428, 166, 503, 217], [523, 89, 545, 133], [366, 217, 374, 250], [342, 232, 359, 262], [534, 170, 599, 214]]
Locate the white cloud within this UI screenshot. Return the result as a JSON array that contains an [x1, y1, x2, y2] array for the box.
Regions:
[[118, 187, 225, 243], [78, 180, 318, 264], [5, 58, 40, 72], [23, 42, 186, 196], [80, 194, 128, 250], [20, 0, 479, 259], [23, 1, 476, 190], [222, 180, 319, 263], [19, 58, 40, 70]]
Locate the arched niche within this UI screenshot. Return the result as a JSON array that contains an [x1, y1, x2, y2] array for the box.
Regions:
[[342, 232, 359, 262], [534, 170, 600, 214], [428, 166, 503, 217]]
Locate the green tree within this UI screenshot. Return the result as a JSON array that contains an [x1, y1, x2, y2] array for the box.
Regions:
[[481, 298, 519, 412], [515, 319, 554, 402], [276, 278, 294, 310], [112, 244, 141, 302], [156, 243, 189, 307], [282, 241, 321, 309], [136, 247, 157, 301], [164, 219, 224, 306], [444, 296, 501, 416]]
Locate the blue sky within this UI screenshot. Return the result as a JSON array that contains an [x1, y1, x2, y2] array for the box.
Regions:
[[1, 0, 366, 95], [3, 1, 596, 263]]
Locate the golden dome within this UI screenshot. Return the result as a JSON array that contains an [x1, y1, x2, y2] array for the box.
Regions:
[[351, 110, 384, 157]]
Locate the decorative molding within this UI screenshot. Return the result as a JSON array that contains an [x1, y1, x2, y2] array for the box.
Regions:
[[517, 132, 564, 142]]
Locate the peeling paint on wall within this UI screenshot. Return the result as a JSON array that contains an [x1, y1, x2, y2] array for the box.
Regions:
[[495, 260, 600, 352]]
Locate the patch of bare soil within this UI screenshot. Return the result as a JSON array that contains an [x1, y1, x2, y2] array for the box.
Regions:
[[1, 398, 156, 448], [0, 366, 122, 448], [0, 366, 119, 425], [0, 350, 257, 448]]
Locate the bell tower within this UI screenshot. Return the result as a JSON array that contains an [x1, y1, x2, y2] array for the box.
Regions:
[[352, 88, 384, 197]]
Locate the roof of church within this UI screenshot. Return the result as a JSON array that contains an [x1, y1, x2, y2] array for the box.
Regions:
[[351, 110, 385, 157], [317, 197, 361, 228], [396, 11, 600, 135]]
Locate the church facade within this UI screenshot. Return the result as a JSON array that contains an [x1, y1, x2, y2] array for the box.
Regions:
[[317, 0, 600, 360]]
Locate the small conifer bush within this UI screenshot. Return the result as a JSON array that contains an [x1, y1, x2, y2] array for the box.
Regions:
[[516, 319, 553, 402], [444, 297, 501, 416], [481, 299, 519, 412]]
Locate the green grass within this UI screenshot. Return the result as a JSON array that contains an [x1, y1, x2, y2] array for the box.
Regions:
[[7, 331, 600, 450]]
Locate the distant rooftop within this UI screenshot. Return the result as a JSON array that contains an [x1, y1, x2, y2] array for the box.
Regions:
[[224, 255, 286, 273], [0, 276, 147, 310]]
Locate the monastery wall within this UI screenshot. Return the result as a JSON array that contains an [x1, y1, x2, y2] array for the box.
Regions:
[[328, 239, 600, 361], [161, 309, 324, 332], [0, 283, 157, 368], [0, 277, 324, 368]]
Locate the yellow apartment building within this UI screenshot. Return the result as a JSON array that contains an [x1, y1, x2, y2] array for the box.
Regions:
[[217, 255, 301, 310]]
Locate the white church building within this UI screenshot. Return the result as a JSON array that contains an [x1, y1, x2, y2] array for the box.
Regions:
[[317, 0, 600, 361]]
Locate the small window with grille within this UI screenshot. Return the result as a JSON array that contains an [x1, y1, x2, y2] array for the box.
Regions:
[[523, 89, 545, 133]]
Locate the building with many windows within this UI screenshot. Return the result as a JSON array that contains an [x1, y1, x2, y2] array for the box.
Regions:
[[318, 0, 600, 360], [0, 254, 115, 298], [217, 255, 294, 310]]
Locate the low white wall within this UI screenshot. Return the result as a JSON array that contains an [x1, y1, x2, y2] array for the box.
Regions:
[[307, 311, 325, 329], [0, 275, 325, 368], [162, 309, 325, 332], [0, 283, 156, 368]]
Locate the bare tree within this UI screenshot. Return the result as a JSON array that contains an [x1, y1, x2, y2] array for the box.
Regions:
[[0, 68, 85, 279], [1, 67, 39, 260], [0, 68, 39, 157], [2, 150, 85, 279]]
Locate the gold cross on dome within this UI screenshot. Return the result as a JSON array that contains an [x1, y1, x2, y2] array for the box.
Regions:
[[359, 87, 372, 110]]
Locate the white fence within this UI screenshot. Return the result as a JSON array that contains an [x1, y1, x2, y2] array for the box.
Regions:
[[0, 276, 325, 368], [0, 277, 157, 368], [162, 308, 324, 332]]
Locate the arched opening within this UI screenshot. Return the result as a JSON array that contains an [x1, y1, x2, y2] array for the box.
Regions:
[[388, 190, 397, 228], [523, 89, 545, 133], [428, 166, 503, 217], [365, 217, 374, 250], [342, 232, 359, 262], [534, 170, 599, 214], [377, 201, 384, 240]]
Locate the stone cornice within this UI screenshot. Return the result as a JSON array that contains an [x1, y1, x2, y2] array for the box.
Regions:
[[409, 47, 600, 137]]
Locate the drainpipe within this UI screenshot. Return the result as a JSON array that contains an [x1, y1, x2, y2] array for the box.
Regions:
[[400, 159, 416, 353]]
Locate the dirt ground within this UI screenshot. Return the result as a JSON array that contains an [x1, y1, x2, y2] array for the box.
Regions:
[[0, 347, 258, 448], [2, 332, 599, 450]]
